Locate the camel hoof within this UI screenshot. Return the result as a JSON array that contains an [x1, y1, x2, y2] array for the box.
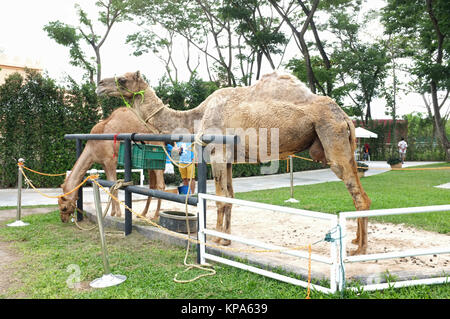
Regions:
[[220, 239, 231, 246], [351, 238, 359, 245], [150, 216, 159, 223], [349, 247, 367, 256]]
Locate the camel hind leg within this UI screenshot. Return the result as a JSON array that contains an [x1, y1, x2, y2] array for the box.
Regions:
[[314, 118, 371, 255]]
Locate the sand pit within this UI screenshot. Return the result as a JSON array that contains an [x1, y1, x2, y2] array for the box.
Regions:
[[87, 197, 450, 285]]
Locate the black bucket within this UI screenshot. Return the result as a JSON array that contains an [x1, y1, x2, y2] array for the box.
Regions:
[[159, 211, 197, 233]]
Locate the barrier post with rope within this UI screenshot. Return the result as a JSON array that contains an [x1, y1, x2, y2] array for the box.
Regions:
[[7, 158, 29, 227], [89, 169, 127, 288]]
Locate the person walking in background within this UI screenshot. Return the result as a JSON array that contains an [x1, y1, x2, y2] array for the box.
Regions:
[[174, 141, 196, 194], [164, 142, 175, 175], [398, 137, 408, 164], [363, 143, 370, 161]]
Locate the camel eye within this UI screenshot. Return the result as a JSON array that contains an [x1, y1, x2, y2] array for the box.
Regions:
[[118, 78, 126, 85]]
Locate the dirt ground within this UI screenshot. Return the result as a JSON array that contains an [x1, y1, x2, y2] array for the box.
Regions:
[[120, 198, 450, 284]]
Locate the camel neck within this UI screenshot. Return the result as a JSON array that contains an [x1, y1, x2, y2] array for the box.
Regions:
[[63, 146, 94, 201], [134, 87, 205, 135]]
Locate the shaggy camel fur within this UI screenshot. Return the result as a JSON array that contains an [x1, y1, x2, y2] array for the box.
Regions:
[[97, 71, 371, 255], [58, 107, 165, 223]]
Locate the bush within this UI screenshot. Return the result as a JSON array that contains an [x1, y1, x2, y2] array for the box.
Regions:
[[0, 70, 121, 188], [387, 157, 402, 165]]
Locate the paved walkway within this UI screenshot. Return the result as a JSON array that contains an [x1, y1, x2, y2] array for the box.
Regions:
[[0, 161, 444, 207]]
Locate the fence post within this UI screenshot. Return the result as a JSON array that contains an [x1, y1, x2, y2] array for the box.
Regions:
[[338, 214, 347, 292], [196, 143, 207, 264], [124, 138, 132, 235], [89, 169, 126, 288], [7, 158, 29, 227]]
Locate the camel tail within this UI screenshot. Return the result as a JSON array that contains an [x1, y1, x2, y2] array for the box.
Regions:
[[345, 117, 357, 155]]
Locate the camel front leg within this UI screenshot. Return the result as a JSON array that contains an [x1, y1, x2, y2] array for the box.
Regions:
[[211, 162, 233, 246], [315, 123, 371, 255], [330, 161, 371, 255]]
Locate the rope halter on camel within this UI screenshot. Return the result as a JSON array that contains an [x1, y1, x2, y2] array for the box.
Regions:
[[114, 76, 146, 109]]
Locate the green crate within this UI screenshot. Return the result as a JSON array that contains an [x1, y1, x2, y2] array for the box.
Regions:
[[117, 142, 166, 170]]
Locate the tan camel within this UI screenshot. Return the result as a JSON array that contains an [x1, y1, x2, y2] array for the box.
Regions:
[[97, 71, 371, 255], [59, 107, 165, 223]]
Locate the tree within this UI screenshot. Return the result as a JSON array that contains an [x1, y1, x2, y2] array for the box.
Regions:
[[221, 0, 289, 82], [128, 0, 242, 86], [328, 9, 389, 123], [44, 0, 133, 84], [268, 0, 361, 94], [154, 73, 219, 110], [382, 0, 450, 159]]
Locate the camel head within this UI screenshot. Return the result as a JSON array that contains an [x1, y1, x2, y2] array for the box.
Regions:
[[97, 71, 148, 101], [58, 183, 77, 223]]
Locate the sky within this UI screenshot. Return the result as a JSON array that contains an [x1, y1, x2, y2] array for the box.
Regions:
[[0, 0, 444, 120]]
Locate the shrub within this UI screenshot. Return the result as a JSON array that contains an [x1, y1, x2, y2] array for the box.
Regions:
[[387, 157, 402, 165]]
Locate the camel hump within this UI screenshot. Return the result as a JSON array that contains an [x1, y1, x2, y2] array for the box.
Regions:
[[252, 71, 314, 104]]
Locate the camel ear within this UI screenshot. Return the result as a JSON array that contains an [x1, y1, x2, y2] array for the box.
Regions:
[[134, 71, 141, 79]]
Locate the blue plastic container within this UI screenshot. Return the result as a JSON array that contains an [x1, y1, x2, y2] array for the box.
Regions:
[[178, 185, 191, 195]]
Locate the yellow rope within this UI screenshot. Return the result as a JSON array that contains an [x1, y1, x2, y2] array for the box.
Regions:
[[19, 166, 98, 199], [306, 244, 311, 299], [19, 163, 67, 176]]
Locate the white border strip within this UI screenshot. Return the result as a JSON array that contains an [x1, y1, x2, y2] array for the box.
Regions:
[[348, 277, 449, 292]]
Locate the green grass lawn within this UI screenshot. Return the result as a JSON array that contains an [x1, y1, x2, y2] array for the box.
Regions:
[[0, 163, 449, 299]]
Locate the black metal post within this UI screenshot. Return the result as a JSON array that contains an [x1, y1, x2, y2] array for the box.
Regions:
[[124, 139, 132, 235], [196, 144, 207, 264], [76, 139, 84, 222]]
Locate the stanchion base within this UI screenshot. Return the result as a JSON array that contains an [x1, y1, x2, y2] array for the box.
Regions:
[[89, 273, 127, 288], [7, 220, 30, 227], [284, 198, 300, 203]]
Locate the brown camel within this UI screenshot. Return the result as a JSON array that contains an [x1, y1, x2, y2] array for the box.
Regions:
[[97, 71, 371, 255], [59, 107, 165, 223]]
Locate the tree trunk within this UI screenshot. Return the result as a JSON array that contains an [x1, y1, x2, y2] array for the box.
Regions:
[[430, 81, 450, 159], [95, 47, 101, 86]]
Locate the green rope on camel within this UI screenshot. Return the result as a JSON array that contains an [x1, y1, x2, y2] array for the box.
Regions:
[[115, 77, 145, 108]]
